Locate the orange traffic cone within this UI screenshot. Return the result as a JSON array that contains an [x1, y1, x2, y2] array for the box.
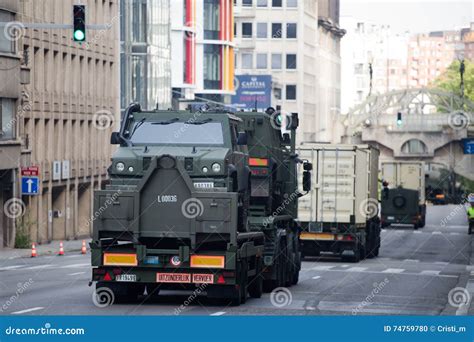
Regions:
[[31, 243, 37, 258], [81, 240, 87, 254], [58, 241, 64, 256]]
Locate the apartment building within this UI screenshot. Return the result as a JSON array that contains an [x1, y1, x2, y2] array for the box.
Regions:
[[16, 0, 120, 244]]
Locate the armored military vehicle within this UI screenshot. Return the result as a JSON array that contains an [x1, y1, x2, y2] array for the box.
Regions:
[[90, 104, 310, 305]]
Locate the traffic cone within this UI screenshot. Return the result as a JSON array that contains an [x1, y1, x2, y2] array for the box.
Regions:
[[81, 240, 87, 255], [31, 243, 37, 258], [58, 241, 64, 256]]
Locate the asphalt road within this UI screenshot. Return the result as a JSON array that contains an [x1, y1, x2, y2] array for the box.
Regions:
[[0, 205, 472, 316]]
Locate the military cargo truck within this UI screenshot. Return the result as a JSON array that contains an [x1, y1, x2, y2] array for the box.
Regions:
[[380, 161, 426, 229], [90, 104, 310, 305], [297, 144, 381, 262]]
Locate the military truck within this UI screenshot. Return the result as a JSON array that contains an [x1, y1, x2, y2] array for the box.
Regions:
[[297, 144, 381, 262], [380, 161, 426, 229], [90, 104, 310, 305]]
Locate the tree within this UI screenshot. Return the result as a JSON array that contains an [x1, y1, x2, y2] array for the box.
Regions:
[[435, 59, 474, 105]]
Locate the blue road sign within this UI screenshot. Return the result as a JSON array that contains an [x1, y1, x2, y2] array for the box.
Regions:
[[21, 176, 39, 195], [462, 139, 474, 154]]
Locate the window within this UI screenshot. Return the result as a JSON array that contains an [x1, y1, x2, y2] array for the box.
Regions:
[[257, 0, 268, 6], [272, 23, 282, 38], [242, 0, 253, 6], [401, 139, 427, 155], [204, 0, 220, 39], [0, 11, 14, 53], [257, 23, 267, 38], [271, 53, 282, 69], [286, 54, 296, 69], [0, 98, 15, 140], [287, 0, 297, 7], [132, 55, 147, 105], [257, 53, 267, 69], [286, 85, 296, 100], [274, 87, 282, 100], [272, 0, 282, 7], [203, 44, 221, 89], [242, 22, 253, 38], [132, 0, 147, 43], [287, 23, 297, 38], [242, 53, 253, 69]]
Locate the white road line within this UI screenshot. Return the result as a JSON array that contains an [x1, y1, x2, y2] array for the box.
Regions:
[[68, 272, 86, 276], [60, 263, 90, 268], [340, 265, 350, 268], [310, 266, 335, 271], [312, 276, 321, 280], [413, 231, 422, 234], [346, 267, 367, 272], [404, 259, 419, 263], [12, 307, 44, 315], [435, 261, 449, 265], [0, 265, 24, 271], [420, 270, 441, 276], [449, 232, 460, 235], [382, 268, 405, 274], [210, 311, 226, 316], [23, 265, 53, 270], [432, 231, 442, 235]]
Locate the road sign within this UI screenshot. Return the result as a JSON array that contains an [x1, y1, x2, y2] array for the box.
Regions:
[[21, 166, 39, 177], [462, 139, 474, 154], [21, 176, 39, 195]]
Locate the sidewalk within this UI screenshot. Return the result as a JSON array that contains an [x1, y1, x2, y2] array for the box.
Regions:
[[0, 239, 91, 260]]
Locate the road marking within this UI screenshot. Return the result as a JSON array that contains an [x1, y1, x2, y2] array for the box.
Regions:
[[413, 231, 422, 234], [12, 307, 44, 315], [382, 268, 405, 274], [404, 259, 419, 263], [312, 276, 321, 280], [449, 232, 460, 235], [346, 267, 367, 272], [0, 265, 24, 271], [435, 261, 449, 266], [340, 265, 350, 268], [23, 265, 53, 270], [60, 263, 90, 268], [310, 266, 335, 271], [210, 311, 226, 316], [432, 231, 442, 235], [420, 270, 441, 276], [68, 272, 86, 276]]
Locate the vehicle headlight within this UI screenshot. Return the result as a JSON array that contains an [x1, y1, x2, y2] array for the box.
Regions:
[[212, 163, 221, 173], [128, 166, 134, 173], [202, 166, 209, 173], [116, 162, 125, 172]]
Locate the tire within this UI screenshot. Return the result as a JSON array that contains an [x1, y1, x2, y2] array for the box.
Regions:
[[240, 261, 248, 304], [248, 258, 263, 298], [351, 245, 361, 263], [393, 195, 406, 209]]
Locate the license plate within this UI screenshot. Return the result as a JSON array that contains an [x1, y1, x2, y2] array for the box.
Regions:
[[194, 182, 214, 189], [115, 274, 136, 282], [300, 232, 334, 241], [192, 274, 214, 284], [388, 216, 395, 220], [156, 273, 191, 283]]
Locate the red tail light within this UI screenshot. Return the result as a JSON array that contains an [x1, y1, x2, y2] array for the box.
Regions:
[[217, 275, 226, 284], [104, 272, 112, 281]]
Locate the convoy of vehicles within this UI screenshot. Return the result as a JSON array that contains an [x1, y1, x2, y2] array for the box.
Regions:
[[297, 144, 381, 262], [90, 104, 310, 305], [380, 161, 426, 229]]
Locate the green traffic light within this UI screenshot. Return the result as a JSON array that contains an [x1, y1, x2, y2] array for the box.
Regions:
[[397, 119, 402, 126], [74, 30, 85, 41]]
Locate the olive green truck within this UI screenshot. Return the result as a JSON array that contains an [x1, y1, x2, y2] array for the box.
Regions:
[[90, 104, 311, 305]]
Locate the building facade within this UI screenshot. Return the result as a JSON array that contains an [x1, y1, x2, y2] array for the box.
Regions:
[[171, 0, 235, 106], [0, 1, 25, 247], [233, 0, 323, 143], [15, 0, 120, 245], [120, 0, 172, 111]]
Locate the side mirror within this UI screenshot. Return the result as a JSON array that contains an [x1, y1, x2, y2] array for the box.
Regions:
[[110, 132, 122, 145], [237, 131, 248, 145], [303, 171, 311, 192]]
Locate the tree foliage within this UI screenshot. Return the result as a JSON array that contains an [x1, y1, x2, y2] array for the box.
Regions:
[[435, 59, 474, 104]]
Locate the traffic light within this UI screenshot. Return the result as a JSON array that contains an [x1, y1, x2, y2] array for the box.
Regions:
[[397, 112, 402, 126], [73, 5, 86, 42]]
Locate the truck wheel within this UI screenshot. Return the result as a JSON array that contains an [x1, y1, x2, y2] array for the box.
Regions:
[[248, 258, 263, 298], [240, 261, 248, 304], [238, 189, 250, 232]]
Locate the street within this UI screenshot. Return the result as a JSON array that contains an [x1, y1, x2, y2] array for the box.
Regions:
[[0, 205, 472, 316]]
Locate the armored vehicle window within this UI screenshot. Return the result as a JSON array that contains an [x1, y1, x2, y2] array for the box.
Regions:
[[129, 121, 224, 145]]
